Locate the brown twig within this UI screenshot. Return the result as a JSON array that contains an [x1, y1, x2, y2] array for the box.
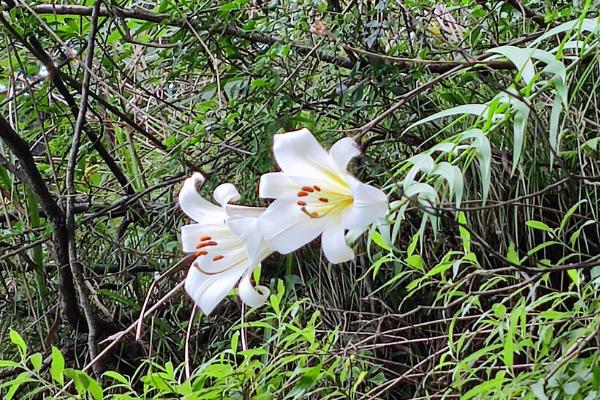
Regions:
[[0, 116, 81, 326], [64, 0, 102, 376], [54, 280, 186, 397], [22, 3, 526, 73]]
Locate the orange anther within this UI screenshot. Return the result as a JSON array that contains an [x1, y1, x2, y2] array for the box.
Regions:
[[213, 255, 224, 261], [297, 201, 307, 206], [200, 236, 212, 241], [196, 241, 217, 249], [318, 197, 329, 203], [313, 185, 321, 191], [194, 250, 208, 257], [301, 186, 314, 192], [297, 191, 308, 197]]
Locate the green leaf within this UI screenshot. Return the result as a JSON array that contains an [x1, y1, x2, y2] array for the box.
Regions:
[[504, 307, 520, 368], [548, 95, 562, 166], [432, 162, 464, 208], [527, 241, 560, 257], [510, 97, 530, 173], [403, 104, 490, 134], [406, 255, 424, 272], [371, 255, 393, 278], [539, 310, 569, 320], [404, 183, 437, 205], [296, 364, 321, 390], [487, 46, 536, 84], [5, 371, 34, 400], [51, 346, 65, 385], [569, 220, 596, 247], [559, 200, 585, 232], [531, 380, 548, 400], [526, 220, 553, 232], [0, 360, 19, 368], [230, 331, 240, 355], [402, 154, 435, 191], [506, 244, 520, 265], [371, 231, 392, 252], [65, 369, 104, 400], [103, 370, 129, 385], [201, 363, 234, 379], [533, 18, 598, 45], [270, 292, 280, 315], [563, 381, 581, 395], [567, 268, 580, 286], [29, 353, 42, 372], [462, 129, 491, 202], [462, 371, 505, 399], [492, 303, 506, 318], [87, 376, 104, 400], [457, 212, 471, 253], [9, 330, 27, 358], [582, 137, 599, 155]]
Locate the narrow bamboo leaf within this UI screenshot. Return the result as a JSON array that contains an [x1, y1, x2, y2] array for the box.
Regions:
[[403, 104, 489, 133], [511, 99, 530, 174], [432, 162, 464, 208], [533, 17, 599, 45], [548, 95, 562, 167], [462, 129, 491, 203], [403, 154, 435, 191], [487, 46, 536, 85]]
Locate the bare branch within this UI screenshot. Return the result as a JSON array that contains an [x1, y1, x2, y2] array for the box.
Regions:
[[0, 115, 81, 326]]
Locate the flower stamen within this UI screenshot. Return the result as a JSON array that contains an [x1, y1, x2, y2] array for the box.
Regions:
[[296, 184, 352, 218], [196, 241, 218, 249]]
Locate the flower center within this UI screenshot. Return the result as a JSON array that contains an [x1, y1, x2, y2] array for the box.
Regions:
[[296, 185, 352, 218], [193, 236, 233, 275]]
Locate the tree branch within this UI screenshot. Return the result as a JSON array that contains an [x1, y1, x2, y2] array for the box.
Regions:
[[64, 0, 102, 376], [22, 3, 521, 73], [0, 14, 135, 195], [0, 116, 81, 327]]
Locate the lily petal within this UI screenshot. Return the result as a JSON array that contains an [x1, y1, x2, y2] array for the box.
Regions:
[[181, 223, 230, 253], [259, 198, 328, 254], [330, 137, 361, 173], [238, 272, 270, 308], [185, 260, 247, 315], [227, 216, 267, 261], [179, 173, 222, 223], [259, 172, 297, 199], [321, 223, 354, 264], [341, 177, 388, 229], [260, 172, 346, 199], [214, 183, 241, 207], [225, 204, 266, 219], [272, 128, 336, 180]]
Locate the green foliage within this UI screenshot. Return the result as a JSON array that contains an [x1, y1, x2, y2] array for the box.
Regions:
[[1, 284, 379, 399], [1, 0, 599, 399]]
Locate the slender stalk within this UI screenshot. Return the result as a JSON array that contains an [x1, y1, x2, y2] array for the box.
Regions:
[[64, 0, 103, 377]]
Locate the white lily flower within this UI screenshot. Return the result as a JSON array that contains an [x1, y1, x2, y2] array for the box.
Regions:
[[258, 129, 388, 264], [179, 173, 272, 315]]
